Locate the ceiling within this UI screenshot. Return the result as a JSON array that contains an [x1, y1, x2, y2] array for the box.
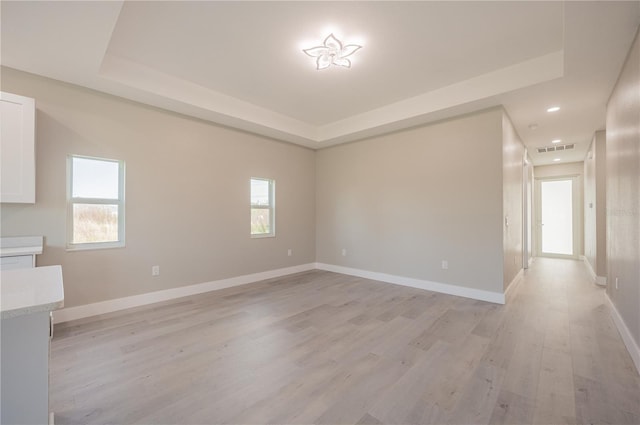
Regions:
[[2, 1, 639, 165]]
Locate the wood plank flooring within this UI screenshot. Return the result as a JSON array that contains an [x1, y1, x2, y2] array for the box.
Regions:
[[50, 258, 640, 424]]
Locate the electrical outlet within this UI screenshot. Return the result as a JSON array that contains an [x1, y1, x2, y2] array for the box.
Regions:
[[287, 249, 292, 257], [615, 277, 619, 289], [341, 248, 347, 257], [152, 265, 160, 277], [441, 260, 448, 270]]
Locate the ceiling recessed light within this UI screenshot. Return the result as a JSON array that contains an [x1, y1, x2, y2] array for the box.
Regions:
[[553, 158, 561, 162], [303, 33, 362, 70], [547, 106, 560, 112], [551, 139, 561, 144]]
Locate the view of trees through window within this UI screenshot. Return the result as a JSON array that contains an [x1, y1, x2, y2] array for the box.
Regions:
[[250, 208, 270, 235], [250, 178, 274, 236], [68, 155, 124, 248], [72, 204, 119, 244]]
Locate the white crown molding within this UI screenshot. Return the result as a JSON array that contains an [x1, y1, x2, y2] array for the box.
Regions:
[[96, 51, 563, 149], [98, 53, 319, 147], [318, 51, 564, 145]]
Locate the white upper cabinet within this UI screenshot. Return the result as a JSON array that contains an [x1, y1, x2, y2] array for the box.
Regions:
[[1, 91, 36, 203]]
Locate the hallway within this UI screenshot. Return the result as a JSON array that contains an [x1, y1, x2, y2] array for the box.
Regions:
[[500, 258, 640, 424], [50, 258, 640, 424]]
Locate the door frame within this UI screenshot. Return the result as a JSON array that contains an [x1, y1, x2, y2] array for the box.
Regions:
[[523, 155, 533, 268], [534, 175, 581, 259]]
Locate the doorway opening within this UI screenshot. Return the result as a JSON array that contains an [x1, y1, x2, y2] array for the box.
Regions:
[[536, 177, 579, 259]]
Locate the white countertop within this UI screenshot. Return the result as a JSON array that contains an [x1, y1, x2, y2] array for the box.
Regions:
[[0, 236, 43, 257], [1, 266, 64, 319]]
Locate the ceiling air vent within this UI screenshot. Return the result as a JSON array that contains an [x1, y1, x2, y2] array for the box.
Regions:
[[537, 143, 575, 153]]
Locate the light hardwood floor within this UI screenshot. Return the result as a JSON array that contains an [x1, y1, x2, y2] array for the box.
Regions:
[[51, 258, 640, 424]]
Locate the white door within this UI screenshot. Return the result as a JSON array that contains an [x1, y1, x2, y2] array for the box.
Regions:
[[538, 178, 577, 258]]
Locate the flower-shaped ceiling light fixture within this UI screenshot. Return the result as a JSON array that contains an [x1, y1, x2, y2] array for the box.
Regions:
[[303, 34, 362, 70]]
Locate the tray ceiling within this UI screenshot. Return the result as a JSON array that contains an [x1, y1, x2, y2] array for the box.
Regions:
[[2, 1, 639, 165]]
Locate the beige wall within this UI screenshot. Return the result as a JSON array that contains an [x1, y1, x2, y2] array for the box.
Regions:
[[533, 161, 585, 257], [534, 162, 584, 180], [2, 69, 527, 309], [316, 108, 507, 294], [606, 28, 640, 347], [502, 113, 525, 289], [584, 130, 607, 277], [0, 68, 316, 308]]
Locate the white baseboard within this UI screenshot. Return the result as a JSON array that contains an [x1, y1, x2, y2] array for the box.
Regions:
[[582, 256, 607, 286], [504, 268, 524, 299], [605, 292, 640, 375], [55, 262, 510, 323], [53, 263, 315, 323], [314, 263, 505, 304]]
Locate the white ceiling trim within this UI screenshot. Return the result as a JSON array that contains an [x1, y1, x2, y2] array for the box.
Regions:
[[318, 51, 565, 145], [99, 53, 319, 145], [2, 1, 637, 161], [98, 50, 563, 148]]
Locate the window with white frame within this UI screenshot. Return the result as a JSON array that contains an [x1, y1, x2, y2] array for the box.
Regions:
[[67, 155, 125, 250], [250, 178, 275, 237]]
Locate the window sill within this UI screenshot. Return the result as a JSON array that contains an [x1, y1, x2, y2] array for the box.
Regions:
[[66, 242, 125, 252], [250, 234, 275, 239]]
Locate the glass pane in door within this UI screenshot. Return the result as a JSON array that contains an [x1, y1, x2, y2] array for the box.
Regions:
[[541, 179, 573, 255]]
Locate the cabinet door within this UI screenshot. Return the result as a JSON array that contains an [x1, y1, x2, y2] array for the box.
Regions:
[[0, 255, 35, 269], [0, 312, 50, 425], [1, 91, 35, 203]]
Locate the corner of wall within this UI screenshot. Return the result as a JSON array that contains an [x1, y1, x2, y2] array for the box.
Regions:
[[500, 111, 525, 291]]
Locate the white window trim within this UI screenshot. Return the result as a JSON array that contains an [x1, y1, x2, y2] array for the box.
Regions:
[[250, 177, 275, 238], [66, 155, 125, 251]]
